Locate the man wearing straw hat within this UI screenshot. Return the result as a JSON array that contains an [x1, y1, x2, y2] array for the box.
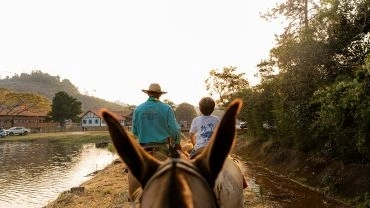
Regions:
[[132, 83, 181, 157]]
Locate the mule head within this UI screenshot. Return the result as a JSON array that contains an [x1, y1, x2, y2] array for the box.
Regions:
[[101, 98, 242, 208]]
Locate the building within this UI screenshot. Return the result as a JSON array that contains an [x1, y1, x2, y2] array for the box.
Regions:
[[0, 107, 133, 132], [0, 108, 58, 132], [80, 109, 132, 130]]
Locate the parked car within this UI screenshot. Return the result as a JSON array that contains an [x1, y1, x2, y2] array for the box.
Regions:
[[6, 126, 31, 136], [239, 122, 247, 129], [262, 121, 277, 130], [0, 127, 7, 138]]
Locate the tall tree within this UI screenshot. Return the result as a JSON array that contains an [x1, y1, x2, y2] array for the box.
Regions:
[[261, 0, 319, 35], [49, 91, 82, 128], [175, 102, 197, 129], [205, 66, 249, 107]]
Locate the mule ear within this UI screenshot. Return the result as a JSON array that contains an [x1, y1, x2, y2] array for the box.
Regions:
[[193, 99, 242, 188], [101, 109, 160, 187]]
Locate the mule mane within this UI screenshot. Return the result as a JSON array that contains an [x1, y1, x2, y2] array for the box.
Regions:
[[167, 160, 195, 207], [143, 159, 217, 208], [174, 173, 194, 206]]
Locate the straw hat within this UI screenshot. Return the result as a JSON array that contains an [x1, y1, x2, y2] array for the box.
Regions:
[[141, 83, 167, 94]]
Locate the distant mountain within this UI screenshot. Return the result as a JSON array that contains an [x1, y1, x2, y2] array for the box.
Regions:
[[0, 70, 130, 112]]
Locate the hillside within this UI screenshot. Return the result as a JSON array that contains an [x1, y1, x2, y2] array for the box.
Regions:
[[0, 70, 129, 112]]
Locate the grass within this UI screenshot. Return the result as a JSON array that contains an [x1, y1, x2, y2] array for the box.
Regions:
[[0, 131, 112, 144], [45, 159, 131, 208]]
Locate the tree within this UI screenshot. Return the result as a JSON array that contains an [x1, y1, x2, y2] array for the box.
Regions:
[[251, 0, 370, 158], [49, 91, 82, 128], [259, 0, 370, 82], [175, 102, 197, 129], [261, 0, 319, 36], [163, 99, 176, 110], [0, 88, 51, 126], [311, 55, 370, 161], [205, 66, 249, 107]]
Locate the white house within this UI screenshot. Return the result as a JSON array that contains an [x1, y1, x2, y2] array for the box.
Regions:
[[81, 109, 132, 128]]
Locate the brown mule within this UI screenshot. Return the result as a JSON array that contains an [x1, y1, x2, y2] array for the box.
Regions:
[[101, 99, 243, 208]]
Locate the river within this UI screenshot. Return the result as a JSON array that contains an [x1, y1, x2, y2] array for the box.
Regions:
[[0, 139, 117, 208]]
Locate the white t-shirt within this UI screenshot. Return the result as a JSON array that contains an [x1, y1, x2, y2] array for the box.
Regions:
[[189, 115, 220, 151]]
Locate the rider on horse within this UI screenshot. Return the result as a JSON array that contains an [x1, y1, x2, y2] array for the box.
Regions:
[[132, 83, 182, 158]]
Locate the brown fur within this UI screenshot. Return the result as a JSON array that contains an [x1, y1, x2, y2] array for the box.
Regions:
[[101, 99, 243, 208]]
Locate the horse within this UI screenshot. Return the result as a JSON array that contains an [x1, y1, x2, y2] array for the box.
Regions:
[[101, 99, 243, 208]]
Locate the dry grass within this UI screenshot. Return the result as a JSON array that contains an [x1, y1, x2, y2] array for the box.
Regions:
[[45, 159, 132, 208]]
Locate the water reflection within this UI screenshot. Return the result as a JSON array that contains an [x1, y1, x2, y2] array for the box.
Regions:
[[0, 140, 117, 208]]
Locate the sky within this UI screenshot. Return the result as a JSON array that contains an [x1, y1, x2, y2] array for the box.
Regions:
[[0, 0, 284, 106]]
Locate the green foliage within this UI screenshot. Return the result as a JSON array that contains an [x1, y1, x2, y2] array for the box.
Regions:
[[353, 192, 370, 208], [243, 0, 370, 163], [261, 0, 319, 34], [312, 63, 370, 161], [49, 91, 82, 127], [321, 173, 339, 193], [204, 66, 249, 107], [239, 83, 276, 141]]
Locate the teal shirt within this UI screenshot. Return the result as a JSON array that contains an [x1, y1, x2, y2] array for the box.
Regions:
[[132, 97, 181, 144]]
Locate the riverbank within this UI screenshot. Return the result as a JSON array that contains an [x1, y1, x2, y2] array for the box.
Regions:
[[45, 159, 131, 208]]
